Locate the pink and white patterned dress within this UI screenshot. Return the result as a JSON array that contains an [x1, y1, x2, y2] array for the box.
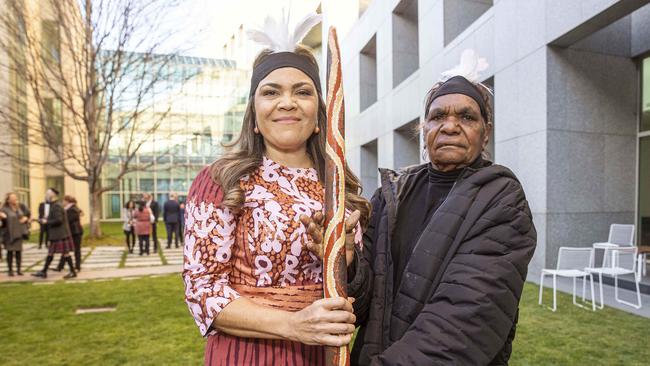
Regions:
[[183, 157, 357, 366]]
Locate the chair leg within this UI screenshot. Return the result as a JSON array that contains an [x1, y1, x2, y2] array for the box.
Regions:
[[615, 274, 619, 303], [538, 272, 545, 306], [552, 274, 557, 312], [615, 274, 643, 309], [597, 272, 605, 310], [581, 275, 587, 302], [589, 274, 596, 311]]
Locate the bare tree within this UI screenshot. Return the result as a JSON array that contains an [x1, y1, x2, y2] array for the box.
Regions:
[[0, 0, 192, 237]]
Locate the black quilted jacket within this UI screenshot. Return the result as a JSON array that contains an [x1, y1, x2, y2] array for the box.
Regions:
[[348, 160, 537, 366]]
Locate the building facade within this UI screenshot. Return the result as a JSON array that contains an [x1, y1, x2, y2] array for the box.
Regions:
[[339, 0, 650, 277], [100, 55, 249, 219], [0, 0, 89, 222]]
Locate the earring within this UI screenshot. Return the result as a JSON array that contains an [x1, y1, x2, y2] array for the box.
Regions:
[[254, 126, 260, 134], [314, 126, 320, 134]]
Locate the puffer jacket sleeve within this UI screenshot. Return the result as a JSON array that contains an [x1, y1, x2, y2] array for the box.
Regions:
[[183, 167, 241, 337], [348, 188, 383, 326], [372, 178, 536, 366]]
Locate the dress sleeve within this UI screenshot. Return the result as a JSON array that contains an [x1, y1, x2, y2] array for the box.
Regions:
[[183, 167, 241, 337]]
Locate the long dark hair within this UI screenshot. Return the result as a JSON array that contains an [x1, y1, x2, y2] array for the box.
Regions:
[[125, 200, 136, 210], [210, 46, 371, 227]]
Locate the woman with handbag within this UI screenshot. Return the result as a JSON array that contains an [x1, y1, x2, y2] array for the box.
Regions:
[[133, 201, 153, 256], [0, 192, 31, 276], [122, 200, 136, 253]]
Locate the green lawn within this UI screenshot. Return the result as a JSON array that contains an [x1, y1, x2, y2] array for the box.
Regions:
[[1, 278, 649, 365], [82, 221, 170, 247]]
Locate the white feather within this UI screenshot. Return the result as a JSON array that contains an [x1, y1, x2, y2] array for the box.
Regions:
[[291, 13, 322, 46], [246, 11, 322, 53], [440, 49, 489, 83]]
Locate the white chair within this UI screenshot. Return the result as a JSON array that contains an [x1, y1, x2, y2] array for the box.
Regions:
[[539, 247, 596, 312], [585, 247, 642, 309], [592, 224, 635, 267]]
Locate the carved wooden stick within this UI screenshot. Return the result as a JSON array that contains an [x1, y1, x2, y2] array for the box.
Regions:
[[323, 26, 350, 366]]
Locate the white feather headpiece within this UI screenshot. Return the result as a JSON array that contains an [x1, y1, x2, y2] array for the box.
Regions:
[[440, 49, 489, 83], [247, 11, 322, 52]]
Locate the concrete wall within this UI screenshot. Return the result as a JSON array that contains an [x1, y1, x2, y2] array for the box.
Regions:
[[392, 0, 419, 87], [341, 0, 650, 277]]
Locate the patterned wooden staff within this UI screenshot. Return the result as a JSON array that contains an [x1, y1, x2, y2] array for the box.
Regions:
[[323, 26, 350, 366]]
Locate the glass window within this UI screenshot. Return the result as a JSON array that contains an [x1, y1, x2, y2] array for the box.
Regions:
[[642, 57, 650, 132], [103, 193, 121, 219], [140, 178, 154, 193], [43, 98, 63, 144], [41, 20, 60, 64], [45, 176, 64, 196], [157, 178, 170, 191]]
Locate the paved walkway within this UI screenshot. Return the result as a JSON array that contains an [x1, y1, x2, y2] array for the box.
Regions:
[[0, 242, 183, 283]]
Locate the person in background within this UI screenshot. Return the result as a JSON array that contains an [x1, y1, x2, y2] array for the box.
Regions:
[[32, 188, 76, 279], [143, 193, 160, 253], [37, 198, 49, 249], [178, 201, 185, 246], [63, 195, 83, 272], [122, 200, 136, 253], [133, 201, 153, 256], [0, 192, 31, 276], [163, 192, 181, 249]]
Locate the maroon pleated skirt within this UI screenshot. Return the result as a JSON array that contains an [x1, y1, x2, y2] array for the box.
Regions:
[[48, 237, 74, 254], [205, 333, 326, 366]]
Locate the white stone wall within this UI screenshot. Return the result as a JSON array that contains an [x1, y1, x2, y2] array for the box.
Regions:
[[340, 0, 650, 275]]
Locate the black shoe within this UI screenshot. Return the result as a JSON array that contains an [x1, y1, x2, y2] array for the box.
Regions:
[[52, 267, 63, 272], [63, 272, 77, 279], [32, 271, 47, 278], [166, 245, 170, 249], [8, 271, 14, 277], [139, 252, 143, 256], [175, 245, 179, 249], [16, 271, 23, 276]]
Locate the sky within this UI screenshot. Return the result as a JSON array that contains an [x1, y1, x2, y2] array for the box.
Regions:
[[161, 0, 321, 59]]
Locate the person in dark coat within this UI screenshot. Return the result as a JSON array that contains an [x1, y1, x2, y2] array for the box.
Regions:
[[37, 200, 49, 249], [0, 192, 31, 275], [143, 193, 160, 253], [178, 201, 185, 245], [163, 192, 181, 249], [64, 195, 83, 271], [302, 74, 537, 365], [54, 195, 84, 272], [32, 188, 77, 279]]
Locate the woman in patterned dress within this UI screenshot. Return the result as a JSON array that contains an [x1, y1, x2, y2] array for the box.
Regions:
[[183, 37, 371, 365]]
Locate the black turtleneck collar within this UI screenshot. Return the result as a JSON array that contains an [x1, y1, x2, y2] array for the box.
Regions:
[[428, 155, 484, 183]]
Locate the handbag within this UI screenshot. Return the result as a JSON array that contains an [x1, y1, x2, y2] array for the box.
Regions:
[[22, 224, 30, 240]]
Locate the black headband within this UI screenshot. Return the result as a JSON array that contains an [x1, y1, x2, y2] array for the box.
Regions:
[[429, 75, 489, 122], [249, 52, 321, 97]]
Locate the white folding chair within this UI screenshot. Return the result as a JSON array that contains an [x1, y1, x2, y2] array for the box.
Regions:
[[539, 247, 596, 312], [592, 224, 635, 267], [585, 247, 642, 309]]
